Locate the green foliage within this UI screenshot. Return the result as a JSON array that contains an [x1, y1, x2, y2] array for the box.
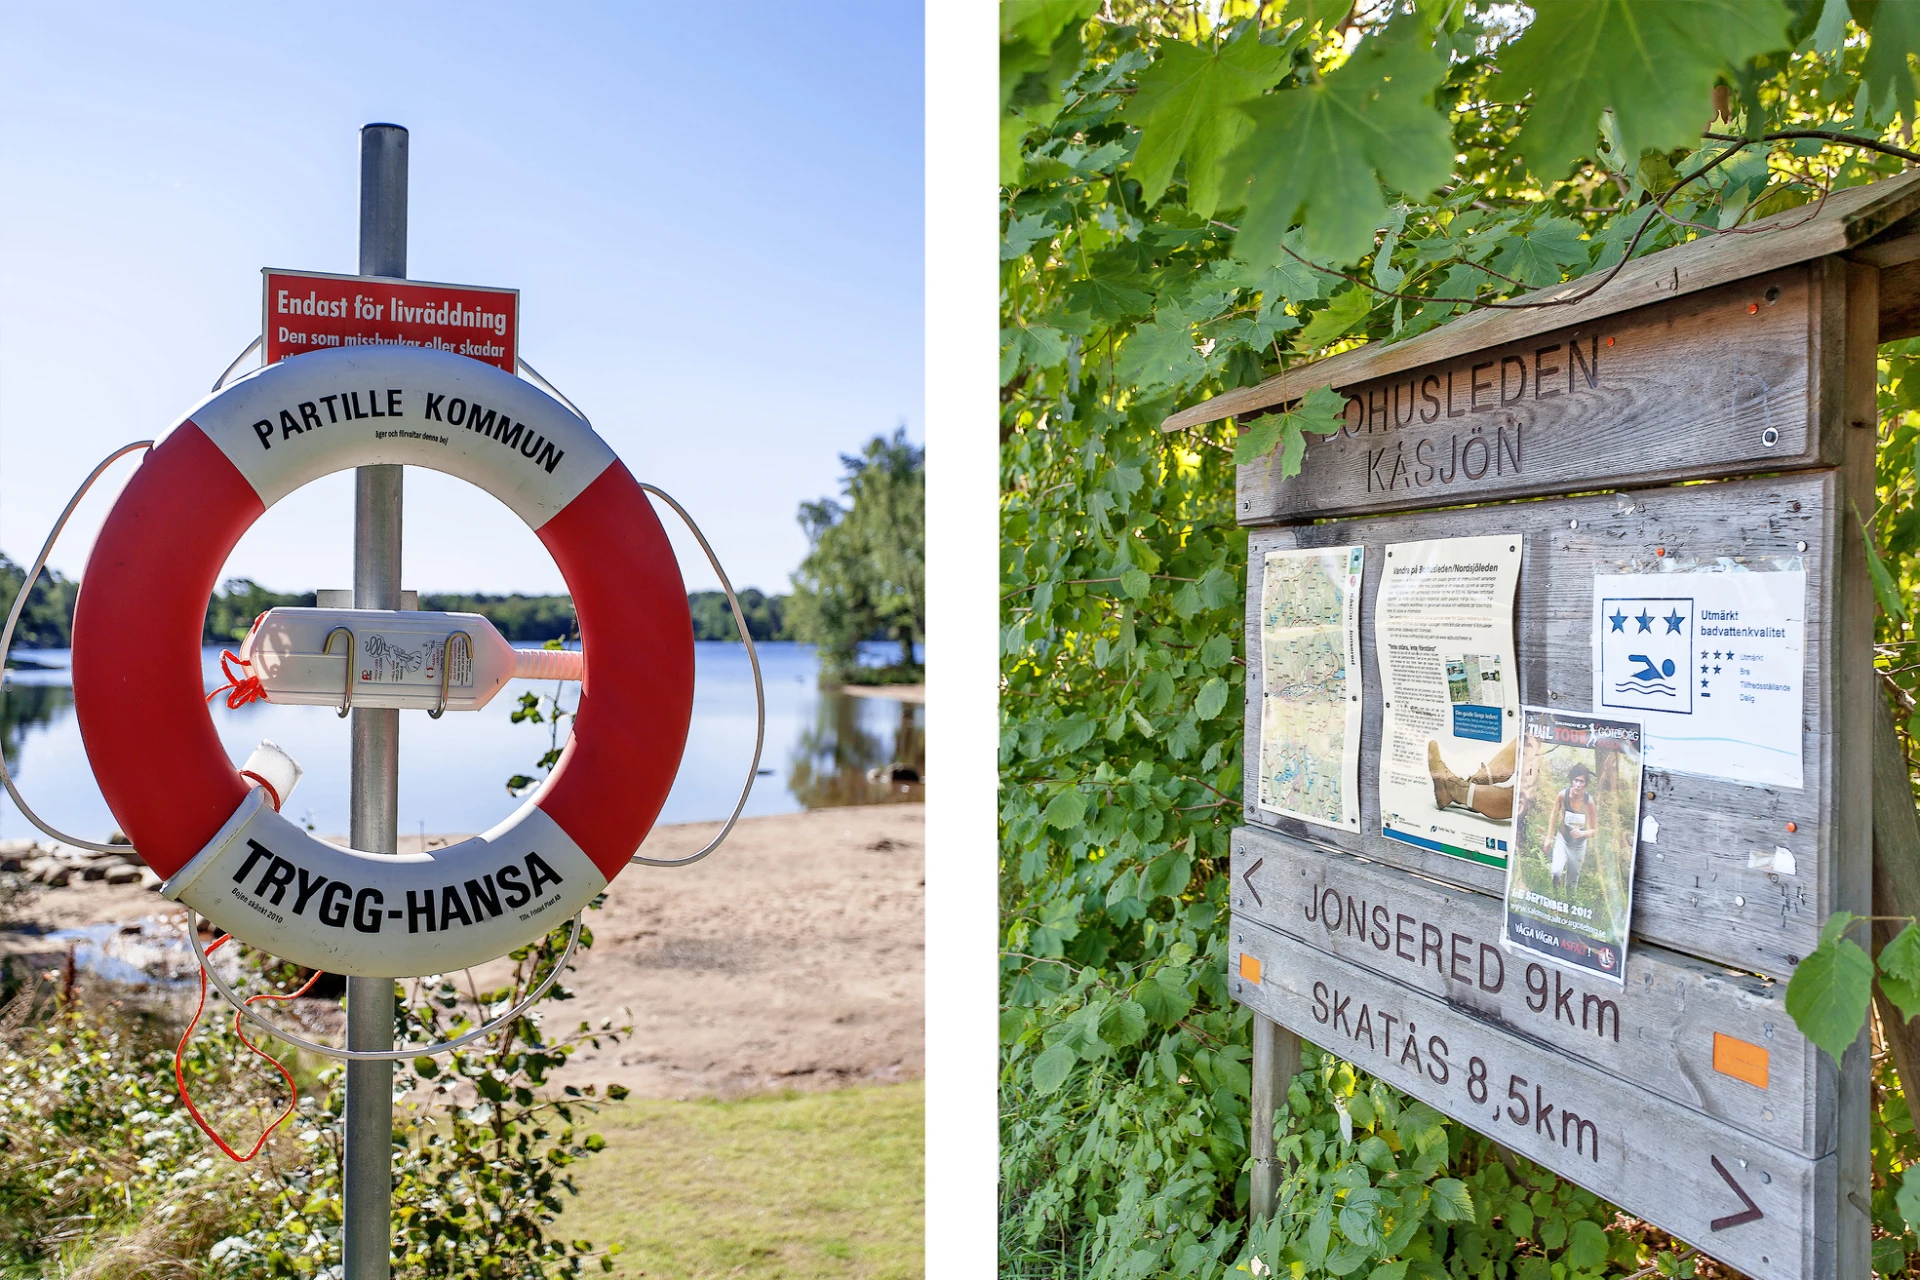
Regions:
[[788, 427, 925, 680], [1784, 912, 1876, 1060], [225, 921, 625, 1276], [686, 587, 789, 642], [1492, 1, 1794, 180], [1118, 31, 1289, 215], [1002, 1, 1920, 1275], [0, 552, 79, 650], [0, 915, 621, 1276], [0, 984, 271, 1273], [204, 577, 319, 645], [1228, 16, 1455, 265]]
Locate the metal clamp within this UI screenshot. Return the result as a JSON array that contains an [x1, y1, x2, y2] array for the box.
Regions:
[[185, 907, 584, 1061], [322, 626, 356, 717], [429, 631, 473, 720]]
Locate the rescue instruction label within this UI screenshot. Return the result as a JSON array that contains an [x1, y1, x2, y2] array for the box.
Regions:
[[262, 268, 519, 373]]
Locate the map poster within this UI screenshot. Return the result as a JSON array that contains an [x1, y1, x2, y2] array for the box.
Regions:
[[1502, 708, 1645, 986], [1377, 535, 1522, 868], [1256, 546, 1364, 831], [1592, 568, 1806, 789]]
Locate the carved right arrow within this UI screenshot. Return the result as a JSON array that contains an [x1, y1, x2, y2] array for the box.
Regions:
[[1240, 857, 1264, 907], [1708, 1155, 1764, 1231]]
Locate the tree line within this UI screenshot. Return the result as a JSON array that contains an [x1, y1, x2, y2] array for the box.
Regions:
[[0, 555, 790, 647]]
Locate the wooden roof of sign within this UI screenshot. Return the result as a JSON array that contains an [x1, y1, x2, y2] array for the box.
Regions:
[[1160, 168, 1920, 435]]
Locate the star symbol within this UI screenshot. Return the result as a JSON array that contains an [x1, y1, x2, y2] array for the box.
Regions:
[[1610, 610, 1628, 633], [1701, 678, 1710, 688], [1713, 665, 1721, 674], [1700, 664, 1708, 674], [1664, 610, 1685, 634], [1700, 650, 1708, 659], [1635, 610, 1654, 632]]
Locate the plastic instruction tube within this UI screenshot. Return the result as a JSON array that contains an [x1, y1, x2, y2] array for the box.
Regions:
[[238, 607, 581, 712]]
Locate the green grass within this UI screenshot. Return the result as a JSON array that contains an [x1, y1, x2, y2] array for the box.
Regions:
[[558, 1082, 924, 1279]]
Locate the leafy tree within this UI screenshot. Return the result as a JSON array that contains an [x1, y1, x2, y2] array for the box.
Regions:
[[788, 427, 926, 681], [1001, 1, 1920, 1276], [0, 552, 79, 650], [686, 587, 789, 642], [204, 578, 317, 645]]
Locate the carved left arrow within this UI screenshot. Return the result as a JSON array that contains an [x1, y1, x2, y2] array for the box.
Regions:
[[1708, 1155, 1764, 1231], [1240, 857, 1264, 907]]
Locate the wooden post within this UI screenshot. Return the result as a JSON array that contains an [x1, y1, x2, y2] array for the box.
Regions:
[[1872, 693, 1920, 1139], [1248, 1011, 1299, 1225]]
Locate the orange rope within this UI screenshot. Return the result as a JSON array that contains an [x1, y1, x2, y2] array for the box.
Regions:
[[204, 649, 265, 709], [237, 770, 282, 812], [174, 933, 323, 1162]]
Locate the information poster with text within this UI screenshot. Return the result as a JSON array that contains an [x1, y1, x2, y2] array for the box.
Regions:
[[1257, 546, 1364, 831], [1503, 708, 1645, 985], [1378, 534, 1522, 868], [1592, 568, 1805, 789]]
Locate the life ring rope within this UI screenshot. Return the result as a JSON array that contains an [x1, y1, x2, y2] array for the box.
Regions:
[[0, 439, 154, 855], [3, 352, 770, 1069]]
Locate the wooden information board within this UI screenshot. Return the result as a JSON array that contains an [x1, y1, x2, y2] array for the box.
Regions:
[[1182, 174, 1920, 1280]]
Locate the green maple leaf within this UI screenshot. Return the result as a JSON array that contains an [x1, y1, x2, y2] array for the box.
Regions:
[[1494, 1, 1793, 178], [1221, 232, 1330, 303], [1785, 911, 1874, 1060], [1225, 20, 1453, 266], [1491, 217, 1590, 287], [1119, 30, 1291, 216], [1296, 286, 1374, 352], [1854, 0, 1920, 120], [1116, 306, 1209, 393], [1065, 272, 1155, 324], [1233, 383, 1348, 471], [1003, 212, 1058, 260]]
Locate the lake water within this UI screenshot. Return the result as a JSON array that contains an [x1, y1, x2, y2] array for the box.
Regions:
[[0, 640, 923, 845]]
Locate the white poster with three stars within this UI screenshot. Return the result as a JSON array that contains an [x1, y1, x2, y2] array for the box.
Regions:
[[1591, 568, 1806, 789]]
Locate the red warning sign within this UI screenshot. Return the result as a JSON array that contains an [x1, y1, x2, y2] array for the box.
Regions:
[[261, 268, 520, 373]]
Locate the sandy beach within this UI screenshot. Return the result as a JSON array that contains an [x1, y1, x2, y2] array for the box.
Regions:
[[0, 803, 925, 1100]]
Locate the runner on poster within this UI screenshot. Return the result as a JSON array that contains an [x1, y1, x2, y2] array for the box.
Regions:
[[1502, 708, 1645, 986], [1593, 567, 1805, 789], [1257, 546, 1364, 831], [1377, 535, 1522, 868]]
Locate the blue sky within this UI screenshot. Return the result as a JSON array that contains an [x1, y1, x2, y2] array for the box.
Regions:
[[0, 3, 923, 597]]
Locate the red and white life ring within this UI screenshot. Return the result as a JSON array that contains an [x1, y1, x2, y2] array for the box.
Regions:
[[70, 345, 694, 977]]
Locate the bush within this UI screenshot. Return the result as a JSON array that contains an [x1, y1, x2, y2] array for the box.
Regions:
[[0, 916, 624, 1278]]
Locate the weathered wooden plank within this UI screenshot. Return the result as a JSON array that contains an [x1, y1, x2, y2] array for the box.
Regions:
[[1231, 269, 1820, 524], [1242, 472, 1836, 980], [1828, 259, 1880, 1278], [1231, 923, 1838, 1280], [1162, 168, 1920, 435], [1249, 1012, 1300, 1223], [1877, 255, 1920, 342], [1231, 825, 1828, 1157], [1871, 694, 1920, 1140]]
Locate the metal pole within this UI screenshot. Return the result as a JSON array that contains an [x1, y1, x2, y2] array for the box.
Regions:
[[343, 121, 407, 1280]]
